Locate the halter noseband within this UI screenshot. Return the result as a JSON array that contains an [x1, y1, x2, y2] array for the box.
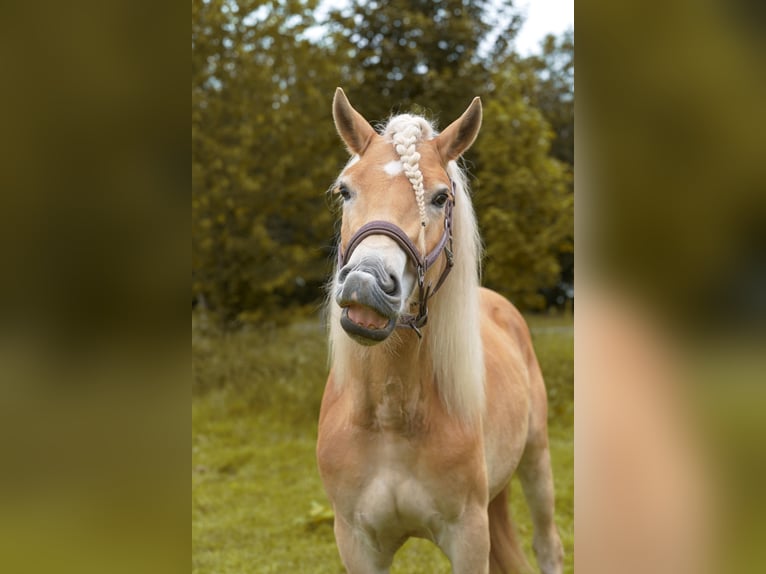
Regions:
[[337, 182, 455, 338]]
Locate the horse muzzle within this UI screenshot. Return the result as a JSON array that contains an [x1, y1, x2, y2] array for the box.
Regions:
[[336, 261, 401, 345]]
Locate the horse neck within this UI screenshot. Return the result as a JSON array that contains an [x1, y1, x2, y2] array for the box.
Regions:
[[341, 331, 439, 431]]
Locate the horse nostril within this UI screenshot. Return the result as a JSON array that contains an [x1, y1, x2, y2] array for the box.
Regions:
[[338, 266, 352, 282], [382, 273, 400, 296]]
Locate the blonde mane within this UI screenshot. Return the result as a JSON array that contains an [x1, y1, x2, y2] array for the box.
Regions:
[[327, 114, 485, 422]]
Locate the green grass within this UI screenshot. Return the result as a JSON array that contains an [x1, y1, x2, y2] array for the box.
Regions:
[[192, 311, 573, 573]]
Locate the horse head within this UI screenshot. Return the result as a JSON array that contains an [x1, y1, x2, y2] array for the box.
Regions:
[[331, 87, 482, 345]]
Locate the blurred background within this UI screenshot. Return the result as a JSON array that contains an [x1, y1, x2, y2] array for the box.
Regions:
[[191, 0, 574, 327], [577, 0, 766, 572], [192, 1, 575, 572], [2, 0, 762, 572]]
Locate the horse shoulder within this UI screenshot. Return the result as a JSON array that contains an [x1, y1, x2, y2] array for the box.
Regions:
[[478, 288, 540, 492], [478, 286, 532, 383], [479, 287, 551, 451], [479, 288, 532, 349]]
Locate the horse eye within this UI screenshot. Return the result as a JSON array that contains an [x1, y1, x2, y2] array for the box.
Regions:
[[338, 184, 351, 201], [431, 192, 449, 207]]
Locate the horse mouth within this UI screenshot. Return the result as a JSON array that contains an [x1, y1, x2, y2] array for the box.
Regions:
[[340, 304, 396, 344]]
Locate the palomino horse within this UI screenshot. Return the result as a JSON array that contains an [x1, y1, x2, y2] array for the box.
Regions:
[[317, 88, 564, 574]]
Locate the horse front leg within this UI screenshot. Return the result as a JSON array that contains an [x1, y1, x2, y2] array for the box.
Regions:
[[441, 506, 491, 574], [333, 514, 395, 574], [518, 443, 564, 574]]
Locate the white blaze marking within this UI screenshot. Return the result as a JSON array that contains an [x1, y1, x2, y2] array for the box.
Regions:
[[382, 160, 403, 176]]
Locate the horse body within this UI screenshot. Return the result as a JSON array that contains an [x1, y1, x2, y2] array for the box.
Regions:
[[317, 88, 563, 574]]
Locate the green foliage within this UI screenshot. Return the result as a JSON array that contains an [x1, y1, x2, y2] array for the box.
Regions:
[[522, 30, 574, 166], [192, 0, 345, 324], [192, 1, 574, 324], [327, 0, 522, 123], [473, 62, 573, 309]]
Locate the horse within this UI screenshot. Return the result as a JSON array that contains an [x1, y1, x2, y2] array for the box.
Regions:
[[316, 88, 564, 574]]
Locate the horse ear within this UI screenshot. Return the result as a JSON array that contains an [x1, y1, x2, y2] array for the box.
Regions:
[[333, 87, 376, 155], [435, 97, 483, 162]]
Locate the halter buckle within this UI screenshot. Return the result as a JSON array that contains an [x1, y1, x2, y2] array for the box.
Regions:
[[417, 264, 426, 288], [445, 244, 454, 268]]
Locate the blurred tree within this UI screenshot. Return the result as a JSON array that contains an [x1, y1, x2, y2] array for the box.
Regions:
[[191, 1, 574, 323], [473, 60, 573, 309], [192, 0, 347, 325], [521, 30, 574, 166], [519, 31, 574, 306], [327, 0, 522, 123]]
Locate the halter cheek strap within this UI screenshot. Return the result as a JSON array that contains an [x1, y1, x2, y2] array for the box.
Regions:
[[337, 182, 455, 337]]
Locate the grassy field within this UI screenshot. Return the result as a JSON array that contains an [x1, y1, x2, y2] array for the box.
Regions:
[[192, 311, 573, 573]]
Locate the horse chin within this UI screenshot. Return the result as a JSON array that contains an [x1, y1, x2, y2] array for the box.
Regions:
[[340, 307, 397, 346]]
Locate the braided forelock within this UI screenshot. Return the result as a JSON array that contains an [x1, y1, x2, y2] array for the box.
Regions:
[[384, 115, 435, 251]]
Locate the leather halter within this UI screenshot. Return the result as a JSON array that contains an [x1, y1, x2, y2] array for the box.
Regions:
[[337, 182, 455, 337]]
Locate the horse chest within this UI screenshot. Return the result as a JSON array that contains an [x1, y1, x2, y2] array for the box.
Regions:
[[353, 440, 460, 543], [318, 379, 483, 546], [362, 469, 437, 530], [331, 430, 469, 543]]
